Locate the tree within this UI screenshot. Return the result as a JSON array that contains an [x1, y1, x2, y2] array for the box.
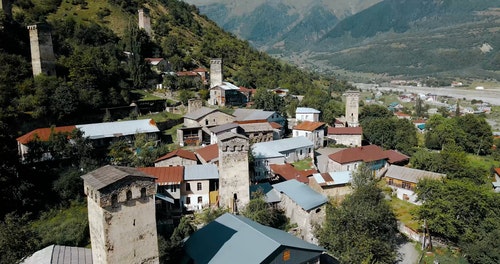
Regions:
[[252, 88, 285, 115], [317, 164, 399, 263], [160, 216, 196, 264], [108, 140, 133, 166], [359, 104, 393, 123], [242, 190, 288, 230], [0, 213, 40, 264]]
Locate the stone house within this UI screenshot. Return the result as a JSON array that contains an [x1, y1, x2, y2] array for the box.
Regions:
[[194, 143, 219, 165], [273, 179, 328, 243], [385, 165, 445, 204], [252, 137, 314, 181], [233, 108, 287, 128], [154, 149, 198, 167], [177, 107, 234, 146], [238, 122, 275, 143], [182, 164, 219, 212], [293, 121, 326, 149], [184, 213, 325, 264], [327, 126, 363, 147], [309, 171, 352, 199], [208, 82, 247, 106]]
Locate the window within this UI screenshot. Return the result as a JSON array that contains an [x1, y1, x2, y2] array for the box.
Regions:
[[347, 165, 350, 171], [170, 184, 177, 192], [140, 188, 147, 198], [186, 182, 191, 191], [300, 149, 303, 155], [126, 190, 132, 201], [198, 196, 202, 203], [186, 197, 191, 204], [197, 182, 202, 191], [111, 194, 118, 207]]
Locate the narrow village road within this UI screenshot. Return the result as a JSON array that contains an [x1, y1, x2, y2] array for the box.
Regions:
[[398, 241, 420, 264]]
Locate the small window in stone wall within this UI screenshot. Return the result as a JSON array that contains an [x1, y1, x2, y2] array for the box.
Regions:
[[126, 190, 132, 201], [140, 187, 147, 198], [111, 194, 118, 207]]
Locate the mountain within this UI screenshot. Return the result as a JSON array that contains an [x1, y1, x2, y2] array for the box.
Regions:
[[184, 0, 381, 49], [185, 0, 500, 80]]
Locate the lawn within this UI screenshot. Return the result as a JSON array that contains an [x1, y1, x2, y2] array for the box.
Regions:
[[292, 158, 314, 171], [388, 196, 420, 231]]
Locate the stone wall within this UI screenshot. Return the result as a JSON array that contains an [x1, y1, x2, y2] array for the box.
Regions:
[[27, 24, 56, 76], [210, 58, 222, 88], [279, 194, 325, 244]]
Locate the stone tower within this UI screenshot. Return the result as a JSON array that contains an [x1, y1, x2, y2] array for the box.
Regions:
[[27, 23, 56, 77], [344, 90, 360, 127], [218, 132, 250, 213], [138, 8, 151, 36], [210, 58, 223, 88], [1, 0, 12, 16], [188, 98, 202, 113], [81, 165, 159, 264]]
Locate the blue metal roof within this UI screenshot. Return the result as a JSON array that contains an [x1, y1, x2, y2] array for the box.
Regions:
[[273, 179, 328, 211], [184, 164, 218, 180], [184, 213, 324, 264], [252, 136, 314, 159], [250, 183, 281, 203]]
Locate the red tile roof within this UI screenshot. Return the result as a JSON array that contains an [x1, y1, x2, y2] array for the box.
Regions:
[[328, 145, 386, 164], [269, 122, 282, 129], [494, 168, 500, 176], [192, 68, 207, 72], [195, 144, 219, 163], [413, 119, 426, 124], [138, 166, 184, 185], [293, 121, 325, 131], [327, 126, 362, 135], [394, 112, 410, 117], [384, 150, 410, 164], [156, 149, 197, 162], [17, 126, 77, 144], [269, 163, 310, 183], [176, 71, 198, 77]]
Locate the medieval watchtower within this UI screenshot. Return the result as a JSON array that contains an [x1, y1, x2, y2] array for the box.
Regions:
[[27, 23, 56, 77], [138, 8, 151, 36], [344, 90, 360, 127], [210, 58, 223, 88], [81, 165, 159, 264], [217, 132, 250, 213]]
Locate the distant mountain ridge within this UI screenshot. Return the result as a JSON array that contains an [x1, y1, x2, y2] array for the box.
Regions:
[[185, 0, 500, 79]]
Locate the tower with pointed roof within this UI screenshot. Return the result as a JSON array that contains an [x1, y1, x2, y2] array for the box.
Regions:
[[217, 132, 250, 212], [81, 165, 159, 264]]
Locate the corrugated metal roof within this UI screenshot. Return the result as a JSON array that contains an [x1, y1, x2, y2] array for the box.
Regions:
[[328, 144, 386, 164], [233, 109, 275, 121], [312, 171, 351, 186], [296, 107, 320, 114], [293, 121, 325, 131], [155, 149, 197, 162], [209, 123, 239, 134], [138, 166, 184, 185], [327, 126, 363, 135], [195, 144, 219, 163], [270, 163, 309, 183], [384, 150, 410, 164], [385, 165, 445, 184], [76, 119, 159, 140], [211, 81, 240, 90], [273, 179, 327, 211], [183, 107, 218, 120], [81, 165, 156, 190], [252, 136, 314, 159], [184, 164, 218, 180], [17, 126, 77, 144], [184, 213, 324, 264], [250, 183, 281, 203], [20, 245, 93, 264]]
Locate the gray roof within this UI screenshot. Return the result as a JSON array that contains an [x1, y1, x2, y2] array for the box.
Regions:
[[239, 122, 274, 133], [385, 165, 446, 184], [211, 81, 240, 90], [76, 119, 159, 140], [81, 165, 155, 190], [184, 213, 324, 264], [20, 245, 92, 264], [209, 123, 239, 134], [184, 107, 218, 120], [252, 136, 314, 159], [217, 131, 248, 141], [184, 164, 219, 180], [250, 183, 281, 203], [296, 107, 320, 114], [273, 179, 328, 211], [233, 109, 275, 121], [312, 171, 352, 186]]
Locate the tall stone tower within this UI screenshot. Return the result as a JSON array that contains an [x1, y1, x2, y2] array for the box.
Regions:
[[1, 0, 12, 16], [218, 132, 250, 213], [27, 23, 56, 77], [210, 58, 223, 88], [344, 90, 360, 127], [138, 8, 151, 36], [81, 165, 159, 264]]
